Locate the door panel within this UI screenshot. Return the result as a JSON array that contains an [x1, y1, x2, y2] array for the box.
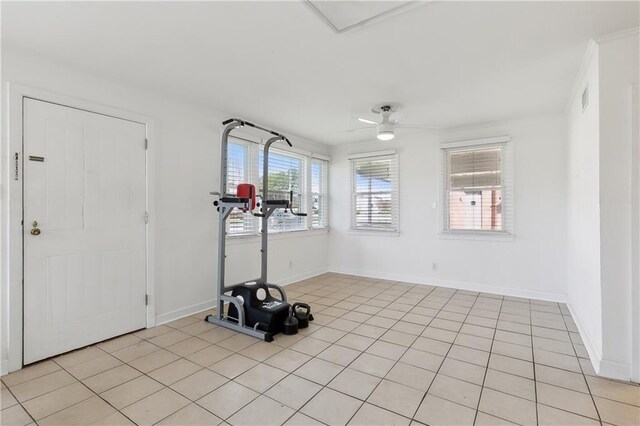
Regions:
[[23, 98, 147, 364]]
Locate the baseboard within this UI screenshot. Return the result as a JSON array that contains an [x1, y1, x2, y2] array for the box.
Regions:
[[1, 358, 8, 376], [328, 266, 567, 303], [273, 267, 329, 287], [155, 299, 216, 326], [154, 268, 328, 326], [599, 358, 632, 381], [566, 303, 603, 376]]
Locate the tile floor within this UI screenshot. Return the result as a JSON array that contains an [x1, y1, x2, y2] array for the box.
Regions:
[[2, 273, 639, 425]]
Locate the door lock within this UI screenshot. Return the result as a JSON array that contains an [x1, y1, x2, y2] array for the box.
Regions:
[[30, 221, 41, 236]]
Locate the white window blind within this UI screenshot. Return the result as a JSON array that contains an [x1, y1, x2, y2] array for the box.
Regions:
[[226, 140, 257, 235], [259, 149, 306, 232], [350, 153, 399, 231], [443, 141, 512, 233], [311, 159, 328, 228]]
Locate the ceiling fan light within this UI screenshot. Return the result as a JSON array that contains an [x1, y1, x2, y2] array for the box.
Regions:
[[377, 131, 395, 141]]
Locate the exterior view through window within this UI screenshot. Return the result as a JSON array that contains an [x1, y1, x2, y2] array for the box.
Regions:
[[445, 145, 504, 231], [350, 153, 398, 231], [226, 138, 328, 235]]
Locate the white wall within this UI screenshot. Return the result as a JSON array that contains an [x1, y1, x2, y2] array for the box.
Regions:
[[328, 115, 568, 300], [597, 31, 640, 379], [0, 45, 329, 373], [566, 42, 603, 369]]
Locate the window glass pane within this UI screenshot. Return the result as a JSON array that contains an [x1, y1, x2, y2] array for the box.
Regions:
[[259, 150, 305, 231], [447, 146, 503, 231], [448, 189, 502, 230], [351, 155, 398, 230], [311, 160, 327, 228], [226, 141, 255, 235]]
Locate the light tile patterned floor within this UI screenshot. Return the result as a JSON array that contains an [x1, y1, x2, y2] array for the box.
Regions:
[[2, 273, 639, 425]]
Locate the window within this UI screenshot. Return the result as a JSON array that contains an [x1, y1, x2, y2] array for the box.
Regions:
[[225, 138, 329, 235], [349, 151, 399, 231], [226, 140, 256, 235], [311, 159, 328, 228], [442, 138, 512, 234], [259, 149, 306, 232]]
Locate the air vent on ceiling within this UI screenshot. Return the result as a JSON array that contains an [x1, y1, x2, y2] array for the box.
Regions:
[[582, 85, 589, 112]]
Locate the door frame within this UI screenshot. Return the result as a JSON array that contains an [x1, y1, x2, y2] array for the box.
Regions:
[[3, 83, 156, 373], [632, 83, 640, 383]]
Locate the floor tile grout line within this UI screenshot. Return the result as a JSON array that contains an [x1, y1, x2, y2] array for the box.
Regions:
[[409, 288, 483, 422], [472, 295, 503, 425], [287, 283, 424, 425]]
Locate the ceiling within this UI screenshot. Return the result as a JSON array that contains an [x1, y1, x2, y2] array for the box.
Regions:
[[2, 1, 638, 145]]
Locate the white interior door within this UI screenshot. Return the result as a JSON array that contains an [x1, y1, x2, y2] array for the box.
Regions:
[[23, 98, 147, 364]]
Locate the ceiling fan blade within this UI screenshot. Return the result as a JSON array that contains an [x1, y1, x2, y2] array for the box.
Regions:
[[357, 117, 379, 125], [343, 126, 375, 133], [396, 124, 440, 130]]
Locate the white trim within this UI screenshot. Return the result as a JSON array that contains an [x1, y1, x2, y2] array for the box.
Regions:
[[328, 266, 567, 303], [599, 359, 632, 382], [155, 299, 216, 326], [566, 303, 602, 377], [632, 83, 640, 383], [438, 231, 515, 242], [347, 149, 396, 160], [567, 40, 598, 113], [3, 83, 156, 373], [594, 26, 640, 45], [441, 136, 510, 149], [155, 267, 329, 326], [1, 359, 7, 376], [227, 228, 328, 246], [311, 152, 331, 162]]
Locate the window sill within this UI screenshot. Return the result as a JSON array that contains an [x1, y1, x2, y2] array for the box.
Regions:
[[439, 231, 515, 242], [227, 228, 329, 245], [347, 228, 400, 237]]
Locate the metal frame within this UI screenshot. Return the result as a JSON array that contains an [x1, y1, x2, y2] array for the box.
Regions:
[[205, 118, 300, 341]]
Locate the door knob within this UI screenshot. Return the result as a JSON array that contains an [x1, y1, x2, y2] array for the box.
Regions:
[[31, 221, 41, 236]]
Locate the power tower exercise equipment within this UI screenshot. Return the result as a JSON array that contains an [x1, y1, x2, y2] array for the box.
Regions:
[[205, 118, 312, 342]]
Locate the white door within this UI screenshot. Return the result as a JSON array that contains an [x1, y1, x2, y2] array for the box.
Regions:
[[23, 98, 147, 364]]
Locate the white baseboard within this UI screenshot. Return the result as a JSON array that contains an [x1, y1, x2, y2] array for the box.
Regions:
[[566, 303, 602, 375], [273, 267, 329, 287], [562, 303, 633, 381], [1, 358, 8, 376], [599, 358, 632, 381], [154, 268, 329, 326], [328, 266, 567, 303], [155, 299, 216, 326]]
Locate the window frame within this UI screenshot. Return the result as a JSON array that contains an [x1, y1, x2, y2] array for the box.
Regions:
[[225, 135, 330, 237], [349, 150, 399, 233], [440, 136, 513, 238], [310, 158, 329, 229]]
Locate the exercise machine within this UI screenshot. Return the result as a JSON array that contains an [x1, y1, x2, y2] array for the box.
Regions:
[[205, 118, 311, 341]]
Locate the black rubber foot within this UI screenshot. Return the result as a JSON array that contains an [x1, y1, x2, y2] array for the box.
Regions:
[[265, 334, 274, 342], [204, 315, 213, 322]]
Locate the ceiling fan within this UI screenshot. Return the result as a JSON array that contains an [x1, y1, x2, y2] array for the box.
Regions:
[[350, 103, 438, 141]]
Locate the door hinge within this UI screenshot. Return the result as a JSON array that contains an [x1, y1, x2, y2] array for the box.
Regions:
[[145, 294, 150, 305], [145, 138, 148, 150], [144, 212, 149, 224]]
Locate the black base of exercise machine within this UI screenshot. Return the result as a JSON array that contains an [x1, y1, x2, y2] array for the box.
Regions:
[[205, 118, 313, 342]]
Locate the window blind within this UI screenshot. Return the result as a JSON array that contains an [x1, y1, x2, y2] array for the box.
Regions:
[[226, 140, 257, 235], [443, 143, 512, 233], [311, 159, 328, 228], [350, 153, 399, 231], [259, 149, 306, 232]]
